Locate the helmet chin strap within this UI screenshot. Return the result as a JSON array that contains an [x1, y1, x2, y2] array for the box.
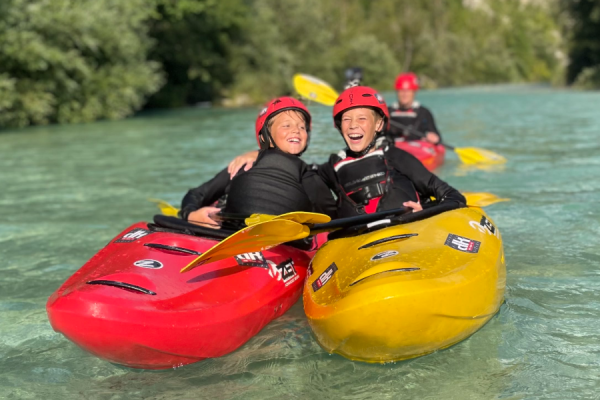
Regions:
[[345, 135, 378, 158]]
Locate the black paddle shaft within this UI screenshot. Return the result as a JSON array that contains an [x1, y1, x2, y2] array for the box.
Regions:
[[311, 207, 410, 232], [389, 120, 454, 150]]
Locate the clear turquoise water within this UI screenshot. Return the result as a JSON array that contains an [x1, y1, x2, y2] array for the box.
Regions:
[[1, 85, 600, 399]]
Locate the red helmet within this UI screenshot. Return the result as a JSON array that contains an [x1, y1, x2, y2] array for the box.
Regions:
[[332, 86, 389, 131], [255, 97, 311, 149], [394, 72, 419, 91]]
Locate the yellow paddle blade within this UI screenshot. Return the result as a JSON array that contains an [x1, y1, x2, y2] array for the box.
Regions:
[[245, 211, 331, 226], [293, 74, 339, 106], [245, 214, 276, 225], [462, 192, 510, 207], [181, 219, 310, 273], [148, 198, 180, 217], [454, 147, 507, 165]]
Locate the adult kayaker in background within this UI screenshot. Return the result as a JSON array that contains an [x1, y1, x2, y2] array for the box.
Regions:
[[227, 87, 465, 218], [180, 97, 337, 228], [386, 72, 441, 145]]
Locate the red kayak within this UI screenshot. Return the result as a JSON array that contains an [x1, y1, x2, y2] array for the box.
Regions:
[[394, 139, 445, 171], [47, 216, 324, 369]]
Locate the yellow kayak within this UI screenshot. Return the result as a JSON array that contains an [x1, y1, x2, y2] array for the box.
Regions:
[[303, 207, 506, 363]]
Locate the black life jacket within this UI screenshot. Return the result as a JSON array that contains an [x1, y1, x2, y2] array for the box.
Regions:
[[334, 149, 389, 206], [332, 144, 420, 217], [389, 101, 424, 141], [225, 149, 313, 216]]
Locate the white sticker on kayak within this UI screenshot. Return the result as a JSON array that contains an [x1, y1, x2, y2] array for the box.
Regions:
[[267, 259, 298, 287], [312, 263, 338, 292], [371, 250, 399, 261], [469, 216, 499, 238], [115, 228, 151, 243], [235, 252, 268, 268], [133, 259, 163, 269]]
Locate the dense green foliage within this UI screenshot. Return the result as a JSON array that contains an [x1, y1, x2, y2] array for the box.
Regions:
[[0, 0, 573, 128], [222, 0, 564, 103], [146, 0, 246, 108], [0, 0, 163, 128], [563, 0, 600, 88]]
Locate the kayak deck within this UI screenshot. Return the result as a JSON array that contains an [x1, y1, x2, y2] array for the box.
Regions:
[[47, 221, 314, 369], [303, 207, 505, 363]]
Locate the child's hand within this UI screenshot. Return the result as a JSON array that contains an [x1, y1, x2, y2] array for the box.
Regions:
[[228, 151, 259, 178], [187, 207, 222, 229], [402, 201, 423, 213], [425, 132, 440, 144]]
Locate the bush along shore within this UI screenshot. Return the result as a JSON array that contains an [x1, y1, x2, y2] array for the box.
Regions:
[[0, 0, 583, 129]]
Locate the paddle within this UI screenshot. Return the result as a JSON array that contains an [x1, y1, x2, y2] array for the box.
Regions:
[[148, 199, 180, 217], [180, 207, 412, 272], [180, 219, 311, 273], [150, 191, 508, 224], [293, 74, 338, 106], [462, 192, 510, 207], [292, 74, 506, 165], [179, 192, 511, 271], [389, 120, 506, 165]]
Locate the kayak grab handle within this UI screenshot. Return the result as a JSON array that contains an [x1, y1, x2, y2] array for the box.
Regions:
[[144, 243, 202, 256], [87, 280, 157, 295]]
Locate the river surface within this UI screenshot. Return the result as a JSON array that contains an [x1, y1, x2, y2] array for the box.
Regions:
[[1, 85, 600, 399]]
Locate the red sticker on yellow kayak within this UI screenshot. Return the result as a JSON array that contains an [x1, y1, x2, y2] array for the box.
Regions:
[[312, 263, 338, 292]]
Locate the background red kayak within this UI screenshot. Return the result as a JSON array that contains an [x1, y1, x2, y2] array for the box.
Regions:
[[394, 140, 446, 171], [47, 220, 325, 369]]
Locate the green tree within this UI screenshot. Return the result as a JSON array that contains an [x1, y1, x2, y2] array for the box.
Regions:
[[0, 0, 162, 128], [146, 0, 248, 108], [563, 0, 600, 88]]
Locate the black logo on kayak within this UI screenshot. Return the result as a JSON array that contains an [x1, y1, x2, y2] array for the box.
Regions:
[[480, 216, 496, 234], [371, 250, 399, 261], [312, 263, 338, 292], [133, 259, 163, 269], [444, 234, 481, 254], [235, 252, 268, 268], [115, 228, 151, 243], [275, 259, 298, 286]]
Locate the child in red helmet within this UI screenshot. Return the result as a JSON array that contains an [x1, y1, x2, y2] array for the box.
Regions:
[[387, 72, 441, 144], [228, 87, 465, 218], [316, 85, 464, 217], [180, 97, 337, 228]]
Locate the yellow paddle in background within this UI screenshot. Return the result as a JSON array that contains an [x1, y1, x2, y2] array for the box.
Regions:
[[462, 192, 510, 207], [293, 74, 339, 106], [293, 74, 507, 166], [148, 198, 180, 217]]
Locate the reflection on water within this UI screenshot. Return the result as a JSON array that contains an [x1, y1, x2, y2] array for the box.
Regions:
[[1, 85, 600, 399]]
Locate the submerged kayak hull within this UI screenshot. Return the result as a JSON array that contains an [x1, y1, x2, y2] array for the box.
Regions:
[[47, 222, 313, 369], [395, 139, 445, 170], [304, 208, 505, 363]]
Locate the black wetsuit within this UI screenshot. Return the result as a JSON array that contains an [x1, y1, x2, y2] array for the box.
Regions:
[[180, 148, 338, 221], [387, 101, 441, 142], [317, 143, 465, 218]]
